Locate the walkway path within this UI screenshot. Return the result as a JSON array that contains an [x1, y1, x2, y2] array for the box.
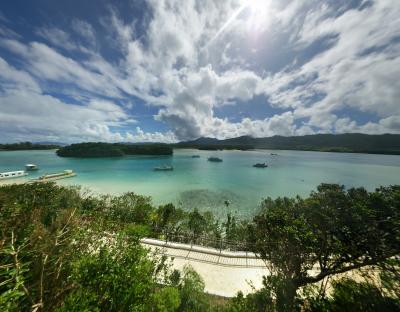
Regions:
[[141, 238, 269, 297], [141, 238, 381, 298]]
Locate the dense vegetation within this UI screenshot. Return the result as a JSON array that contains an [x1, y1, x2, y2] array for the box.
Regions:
[[0, 182, 399, 311], [56, 142, 173, 157], [0, 142, 59, 151], [176, 133, 400, 154]]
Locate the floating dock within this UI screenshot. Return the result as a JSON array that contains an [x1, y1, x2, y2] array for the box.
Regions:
[[29, 170, 76, 183]]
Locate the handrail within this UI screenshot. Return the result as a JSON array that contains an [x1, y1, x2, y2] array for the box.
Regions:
[[141, 237, 266, 268]]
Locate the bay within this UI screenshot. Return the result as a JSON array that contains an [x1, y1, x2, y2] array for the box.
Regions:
[[0, 149, 399, 217]]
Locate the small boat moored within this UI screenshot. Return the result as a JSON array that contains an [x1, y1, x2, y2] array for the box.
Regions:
[[253, 163, 268, 168], [191, 155, 200, 158], [154, 165, 174, 171], [208, 157, 223, 162], [0, 170, 28, 180], [25, 164, 39, 171]]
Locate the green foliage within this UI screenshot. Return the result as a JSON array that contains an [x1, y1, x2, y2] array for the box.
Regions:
[[188, 209, 209, 240], [379, 258, 400, 298], [108, 192, 155, 224], [0, 247, 29, 312], [56, 142, 173, 157], [0, 142, 59, 151], [1, 182, 400, 312], [249, 184, 400, 311], [57, 234, 156, 312], [152, 287, 181, 312], [0, 183, 86, 311], [177, 265, 209, 312], [306, 278, 400, 312]]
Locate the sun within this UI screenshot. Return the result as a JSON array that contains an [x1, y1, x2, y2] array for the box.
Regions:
[[207, 0, 271, 46], [247, 0, 267, 12], [246, 0, 270, 33]]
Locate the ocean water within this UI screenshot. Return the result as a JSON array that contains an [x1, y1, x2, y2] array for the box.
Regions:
[[0, 149, 399, 217]]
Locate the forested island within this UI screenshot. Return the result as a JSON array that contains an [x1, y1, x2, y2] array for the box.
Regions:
[[176, 133, 400, 155], [0, 142, 60, 151], [1, 182, 399, 311], [56, 142, 173, 157]]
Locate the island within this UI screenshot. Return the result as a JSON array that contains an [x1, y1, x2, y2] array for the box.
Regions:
[[0, 142, 60, 151], [56, 142, 173, 157]]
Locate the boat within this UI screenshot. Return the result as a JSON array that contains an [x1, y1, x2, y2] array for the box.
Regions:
[[0, 170, 28, 180], [208, 157, 223, 162], [25, 164, 39, 171], [154, 165, 174, 171], [270, 153, 278, 156], [253, 163, 268, 168], [191, 155, 200, 158], [31, 170, 76, 182]]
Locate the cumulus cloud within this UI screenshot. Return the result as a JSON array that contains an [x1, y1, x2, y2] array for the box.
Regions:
[[262, 0, 400, 131], [0, 0, 399, 142], [0, 58, 129, 143]]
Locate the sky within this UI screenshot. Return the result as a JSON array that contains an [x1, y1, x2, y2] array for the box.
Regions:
[[0, 0, 399, 143]]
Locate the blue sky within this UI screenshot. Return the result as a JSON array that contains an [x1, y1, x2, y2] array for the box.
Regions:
[[0, 0, 399, 143]]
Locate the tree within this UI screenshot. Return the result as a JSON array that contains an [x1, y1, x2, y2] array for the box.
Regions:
[[56, 234, 158, 312], [249, 184, 400, 311], [177, 265, 209, 312], [188, 209, 208, 242], [108, 192, 154, 224], [0, 183, 84, 311], [152, 287, 181, 312], [306, 278, 400, 312]]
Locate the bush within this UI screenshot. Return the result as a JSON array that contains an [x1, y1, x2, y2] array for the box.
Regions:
[[178, 265, 209, 312], [306, 278, 400, 312], [56, 234, 157, 312], [152, 287, 181, 312]]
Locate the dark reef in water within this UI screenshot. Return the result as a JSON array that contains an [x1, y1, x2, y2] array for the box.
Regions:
[[177, 189, 250, 218]]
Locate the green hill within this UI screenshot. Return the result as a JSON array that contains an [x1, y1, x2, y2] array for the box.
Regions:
[[176, 133, 400, 155]]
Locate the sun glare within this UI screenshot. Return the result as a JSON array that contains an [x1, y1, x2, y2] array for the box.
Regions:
[[246, 0, 270, 32]]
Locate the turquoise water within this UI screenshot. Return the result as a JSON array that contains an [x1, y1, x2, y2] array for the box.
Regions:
[[0, 149, 399, 217]]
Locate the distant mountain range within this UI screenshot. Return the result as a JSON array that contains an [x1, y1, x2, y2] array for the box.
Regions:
[[175, 133, 400, 155], [2, 134, 400, 155]]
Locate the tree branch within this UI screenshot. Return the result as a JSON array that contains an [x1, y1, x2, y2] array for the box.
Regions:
[[296, 252, 399, 287]]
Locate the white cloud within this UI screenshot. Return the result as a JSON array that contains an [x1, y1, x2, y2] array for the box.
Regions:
[[262, 0, 400, 131], [126, 127, 177, 143], [1, 0, 399, 142], [0, 58, 131, 143], [0, 57, 40, 92], [71, 19, 96, 46], [335, 116, 400, 135], [36, 27, 78, 51]]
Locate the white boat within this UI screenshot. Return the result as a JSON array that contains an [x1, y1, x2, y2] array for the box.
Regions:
[[0, 170, 28, 180], [154, 165, 174, 171], [25, 164, 39, 171]]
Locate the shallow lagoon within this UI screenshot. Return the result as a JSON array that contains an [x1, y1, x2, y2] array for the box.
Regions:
[[0, 149, 399, 217]]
